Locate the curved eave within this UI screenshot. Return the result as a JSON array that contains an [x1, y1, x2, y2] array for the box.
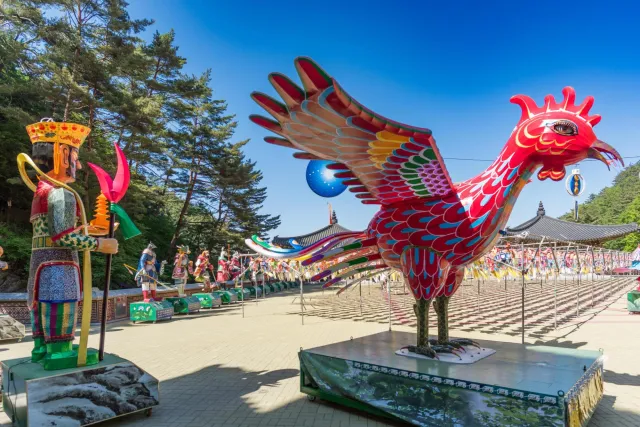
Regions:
[[505, 216, 639, 244], [271, 223, 354, 248]]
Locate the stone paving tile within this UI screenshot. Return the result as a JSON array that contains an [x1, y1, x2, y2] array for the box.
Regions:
[[1, 279, 639, 426]]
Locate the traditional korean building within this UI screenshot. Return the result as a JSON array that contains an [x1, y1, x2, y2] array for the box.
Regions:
[[271, 210, 355, 248], [504, 202, 639, 245]]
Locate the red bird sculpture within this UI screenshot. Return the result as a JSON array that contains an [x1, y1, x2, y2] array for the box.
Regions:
[[247, 57, 623, 358]]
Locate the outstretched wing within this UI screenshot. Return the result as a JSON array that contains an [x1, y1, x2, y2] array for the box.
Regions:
[[250, 57, 455, 205]]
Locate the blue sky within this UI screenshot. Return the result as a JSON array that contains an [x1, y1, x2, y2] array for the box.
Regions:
[[127, 0, 640, 239]]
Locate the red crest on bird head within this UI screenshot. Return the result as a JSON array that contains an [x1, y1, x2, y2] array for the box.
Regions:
[[509, 87, 623, 181]]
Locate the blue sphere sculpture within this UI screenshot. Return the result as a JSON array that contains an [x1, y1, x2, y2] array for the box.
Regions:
[[306, 160, 347, 198]]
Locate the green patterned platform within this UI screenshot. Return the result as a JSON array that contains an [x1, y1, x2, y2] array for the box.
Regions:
[[627, 290, 640, 312], [130, 300, 174, 323], [165, 296, 201, 314], [300, 331, 603, 427], [192, 293, 222, 309]]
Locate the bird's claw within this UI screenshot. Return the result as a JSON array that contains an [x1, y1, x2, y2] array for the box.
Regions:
[[450, 338, 481, 349], [405, 345, 439, 359]]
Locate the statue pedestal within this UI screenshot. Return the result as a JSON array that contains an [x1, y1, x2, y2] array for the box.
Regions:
[[627, 290, 640, 312], [192, 293, 222, 309], [0, 314, 26, 342], [2, 353, 158, 426], [164, 296, 201, 314], [129, 300, 174, 323], [211, 290, 237, 304], [300, 331, 603, 427]]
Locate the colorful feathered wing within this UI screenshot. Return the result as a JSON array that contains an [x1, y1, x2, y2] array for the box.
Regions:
[[250, 57, 456, 206]]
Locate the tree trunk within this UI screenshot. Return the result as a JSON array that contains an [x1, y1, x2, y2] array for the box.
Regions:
[[413, 299, 430, 347], [433, 295, 450, 344]]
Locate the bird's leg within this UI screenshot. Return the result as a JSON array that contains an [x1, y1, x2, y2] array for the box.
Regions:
[[433, 295, 450, 345], [406, 299, 437, 359]]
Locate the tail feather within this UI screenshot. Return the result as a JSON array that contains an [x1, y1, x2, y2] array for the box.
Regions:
[[336, 268, 391, 295], [322, 262, 387, 288], [312, 253, 382, 281], [244, 231, 364, 260], [303, 237, 377, 266]]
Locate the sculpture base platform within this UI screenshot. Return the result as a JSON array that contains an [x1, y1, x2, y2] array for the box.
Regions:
[[165, 296, 201, 314], [211, 290, 238, 304], [1, 352, 158, 426], [227, 288, 245, 301], [0, 314, 26, 342], [129, 300, 174, 323], [627, 290, 640, 312], [246, 286, 262, 297], [192, 293, 222, 309], [300, 331, 603, 427]]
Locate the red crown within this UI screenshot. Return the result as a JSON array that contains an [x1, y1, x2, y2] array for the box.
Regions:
[[510, 87, 601, 127]]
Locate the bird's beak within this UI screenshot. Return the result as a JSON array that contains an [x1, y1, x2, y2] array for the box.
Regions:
[[587, 140, 624, 169]]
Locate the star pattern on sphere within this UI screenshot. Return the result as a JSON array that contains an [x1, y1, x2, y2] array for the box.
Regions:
[[306, 160, 347, 198]]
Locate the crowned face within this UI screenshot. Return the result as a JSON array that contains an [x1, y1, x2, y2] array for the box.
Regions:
[[511, 87, 623, 181], [47, 144, 82, 183]]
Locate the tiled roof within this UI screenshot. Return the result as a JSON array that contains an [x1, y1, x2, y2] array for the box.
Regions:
[[272, 223, 354, 249], [504, 202, 639, 244]]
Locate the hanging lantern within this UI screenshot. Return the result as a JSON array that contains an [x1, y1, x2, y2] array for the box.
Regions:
[[565, 168, 585, 220], [565, 168, 585, 197]]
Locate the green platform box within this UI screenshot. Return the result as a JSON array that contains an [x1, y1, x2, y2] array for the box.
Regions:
[[227, 288, 244, 301], [273, 283, 282, 292], [257, 285, 269, 295], [193, 293, 222, 309], [2, 353, 158, 426], [627, 290, 640, 312], [130, 300, 174, 323], [165, 296, 201, 314], [211, 290, 237, 304]]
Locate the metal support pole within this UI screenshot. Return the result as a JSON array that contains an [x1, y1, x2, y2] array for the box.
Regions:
[[300, 273, 304, 325], [388, 279, 392, 331], [575, 247, 581, 317], [359, 279, 363, 316], [521, 242, 525, 345], [550, 242, 559, 330]]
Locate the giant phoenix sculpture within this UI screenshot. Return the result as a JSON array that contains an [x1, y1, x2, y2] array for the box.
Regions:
[[246, 57, 623, 358]]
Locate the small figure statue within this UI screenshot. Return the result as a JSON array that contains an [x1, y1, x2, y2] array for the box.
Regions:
[[193, 250, 214, 291], [136, 242, 166, 302], [217, 248, 230, 288], [0, 246, 7, 271], [172, 245, 191, 297], [21, 120, 118, 369], [231, 251, 240, 277]]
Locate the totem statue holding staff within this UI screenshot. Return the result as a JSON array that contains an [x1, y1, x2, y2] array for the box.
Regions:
[[136, 242, 166, 302], [18, 119, 118, 370]]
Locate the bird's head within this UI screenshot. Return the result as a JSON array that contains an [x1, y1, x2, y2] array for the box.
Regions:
[[510, 87, 623, 181]]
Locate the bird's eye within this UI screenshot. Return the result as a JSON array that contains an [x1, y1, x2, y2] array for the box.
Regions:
[[552, 120, 578, 136]]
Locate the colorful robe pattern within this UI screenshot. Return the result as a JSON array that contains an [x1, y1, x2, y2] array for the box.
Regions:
[[28, 181, 98, 343]]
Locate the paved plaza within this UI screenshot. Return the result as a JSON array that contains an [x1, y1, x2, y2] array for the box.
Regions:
[[1, 277, 640, 427]]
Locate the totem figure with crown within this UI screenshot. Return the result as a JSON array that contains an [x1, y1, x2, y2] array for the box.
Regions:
[[6, 120, 160, 424], [21, 120, 117, 369]]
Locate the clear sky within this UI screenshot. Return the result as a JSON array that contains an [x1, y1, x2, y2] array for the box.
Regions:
[[126, 0, 640, 239]]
